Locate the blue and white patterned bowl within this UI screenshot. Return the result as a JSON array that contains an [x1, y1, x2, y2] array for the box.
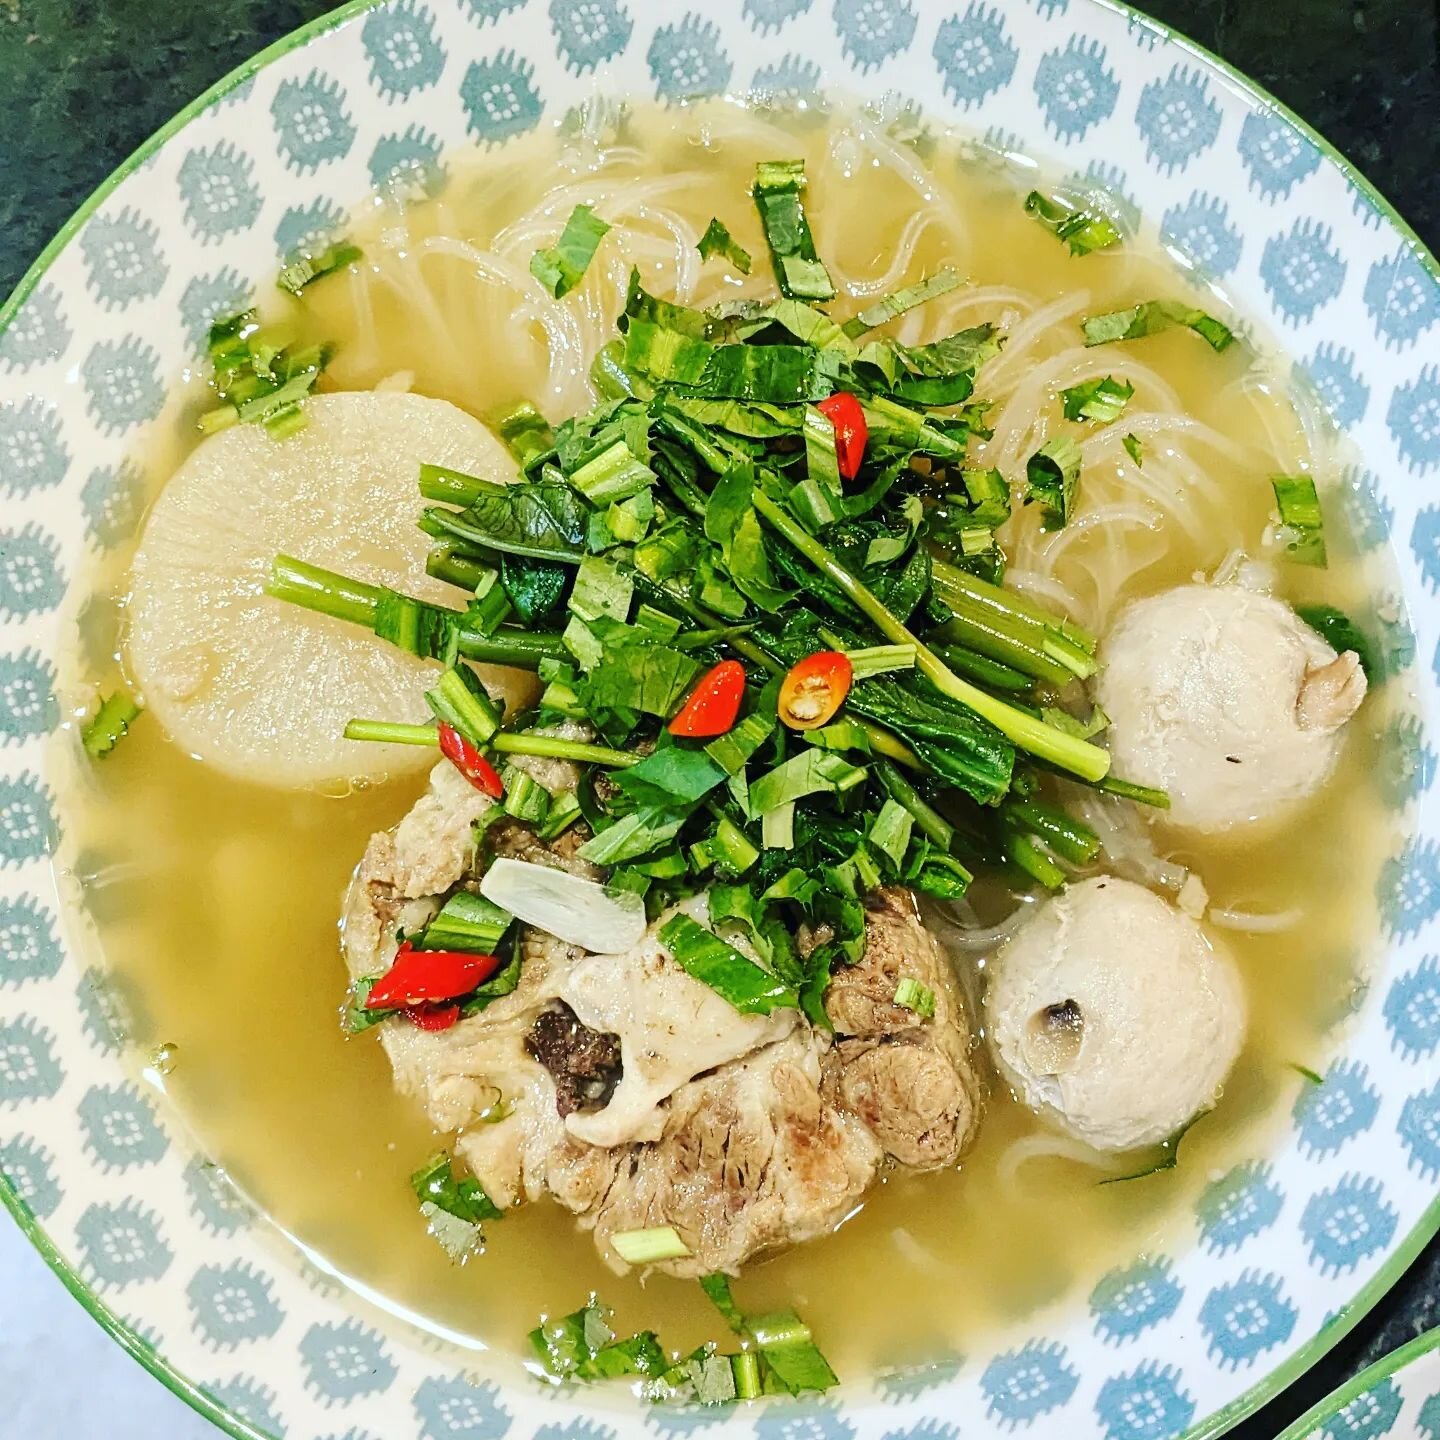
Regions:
[[2, 2, 1440, 1438], [1278, 1326, 1440, 1440]]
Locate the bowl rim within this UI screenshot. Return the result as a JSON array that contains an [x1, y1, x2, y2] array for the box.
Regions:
[[2, 2, 1438, 1438], [1273, 1324, 1440, 1440]]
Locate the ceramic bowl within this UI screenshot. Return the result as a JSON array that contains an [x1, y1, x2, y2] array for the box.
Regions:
[[1278, 1328, 1440, 1440], [2, 2, 1439, 1438]]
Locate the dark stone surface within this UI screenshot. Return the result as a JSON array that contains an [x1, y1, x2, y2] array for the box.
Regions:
[[0, 0, 1436, 1435]]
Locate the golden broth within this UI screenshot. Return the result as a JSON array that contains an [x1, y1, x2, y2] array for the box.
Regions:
[[56, 102, 1404, 1379]]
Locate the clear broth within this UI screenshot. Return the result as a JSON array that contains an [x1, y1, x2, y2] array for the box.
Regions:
[[57, 102, 1402, 1378]]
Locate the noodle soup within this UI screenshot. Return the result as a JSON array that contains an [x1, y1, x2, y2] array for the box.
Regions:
[[57, 100, 1405, 1382]]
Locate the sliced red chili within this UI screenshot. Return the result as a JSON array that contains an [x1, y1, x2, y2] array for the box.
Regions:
[[668, 659, 747, 738], [817, 392, 868, 481], [778, 649, 853, 731], [365, 941, 502, 1011], [408, 1003, 461, 1032], [438, 722, 504, 798]]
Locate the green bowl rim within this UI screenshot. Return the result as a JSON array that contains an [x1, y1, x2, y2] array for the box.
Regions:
[[1273, 1323, 1440, 1440], [1, 1, 1437, 1437]]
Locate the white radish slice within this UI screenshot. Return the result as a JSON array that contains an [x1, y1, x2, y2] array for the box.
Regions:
[[478, 857, 648, 953], [127, 391, 532, 790]]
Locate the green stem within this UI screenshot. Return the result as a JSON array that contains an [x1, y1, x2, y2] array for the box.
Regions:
[[343, 719, 641, 768], [344, 719, 438, 746], [875, 760, 954, 848], [268, 556, 566, 668], [267, 554, 384, 628], [1007, 830, 1067, 889], [492, 733, 639, 768], [419, 464, 487, 506], [751, 493, 1112, 782], [1004, 797, 1100, 866], [931, 558, 1097, 652], [426, 545, 492, 591]]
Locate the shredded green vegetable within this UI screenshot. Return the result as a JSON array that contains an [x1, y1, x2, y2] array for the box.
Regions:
[[1082, 300, 1234, 352], [530, 203, 611, 298], [82, 691, 141, 760], [1024, 191, 1122, 255]]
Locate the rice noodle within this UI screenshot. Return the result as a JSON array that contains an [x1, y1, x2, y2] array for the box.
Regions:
[[1071, 790, 1189, 892], [935, 894, 1041, 953], [996, 1132, 1125, 1196], [1207, 906, 1304, 934]]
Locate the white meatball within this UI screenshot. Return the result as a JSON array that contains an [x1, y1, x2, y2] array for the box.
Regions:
[[1096, 584, 1366, 837], [986, 877, 1245, 1152], [129, 392, 533, 790]]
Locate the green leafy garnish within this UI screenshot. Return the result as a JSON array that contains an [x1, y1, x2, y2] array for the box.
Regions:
[[530, 203, 611, 299], [841, 267, 963, 337], [1289, 1062, 1325, 1085], [751, 159, 835, 300], [423, 472, 590, 562], [1061, 375, 1134, 423], [1123, 432, 1144, 467], [1024, 191, 1122, 255], [276, 240, 362, 295], [82, 691, 141, 760], [412, 1152, 503, 1261], [697, 217, 752, 273], [1271, 475, 1327, 567], [1025, 435, 1082, 528], [658, 913, 799, 1014], [201, 309, 333, 438], [1296, 604, 1375, 678], [415, 892, 512, 954], [529, 1299, 667, 1384], [1082, 300, 1234, 352]]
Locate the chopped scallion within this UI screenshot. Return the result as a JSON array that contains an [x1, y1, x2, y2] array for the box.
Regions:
[[275, 240, 362, 295], [82, 690, 141, 760], [612, 1226, 692, 1264], [1061, 375, 1134, 423], [893, 975, 936, 1017], [1271, 475, 1327, 567]]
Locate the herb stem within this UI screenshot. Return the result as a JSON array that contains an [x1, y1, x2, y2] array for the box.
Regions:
[[268, 556, 566, 668], [751, 493, 1112, 782], [267, 554, 385, 628], [344, 719, 642, 768]]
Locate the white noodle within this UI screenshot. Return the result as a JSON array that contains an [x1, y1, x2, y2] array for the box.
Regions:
[[996, 1132, 1124, 1196], [1208, 906, 1304, 934]]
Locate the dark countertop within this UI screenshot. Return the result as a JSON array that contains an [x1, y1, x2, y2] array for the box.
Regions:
[[1, 2, 1437, 1437]]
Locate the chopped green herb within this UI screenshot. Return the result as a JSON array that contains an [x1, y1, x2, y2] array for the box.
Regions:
[[612, 1226, 692, 1264], [415, 892, 512, 954], [1098, 1118, 1198, 1186], [1296, 604, 1375, 678], [530, 203, 611, 299], [1289, 1061, 1324, 1085], [892, 975, 936, 1016], [412, 1152, 503, 1261], [425, 665, 503, 747], [276, 240, 362, 295], [1123, 432, 1144, 467], [658, 913, 798, 1014], [1271, 475, 1327, 567], [751, 159, 835, 301], [1082, 300, 1234, 352], [82, 691, 141, 760], [1061, 375, 1134, 423], [495, 402, 555, 466], [1024, 191, 1122, 255], [841, 267, 963, 337], [697, 217, 753, 273], [202, 309, 333, 438], [529, 1300, 667, 1385], [1025, 435, 1082, 528]]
